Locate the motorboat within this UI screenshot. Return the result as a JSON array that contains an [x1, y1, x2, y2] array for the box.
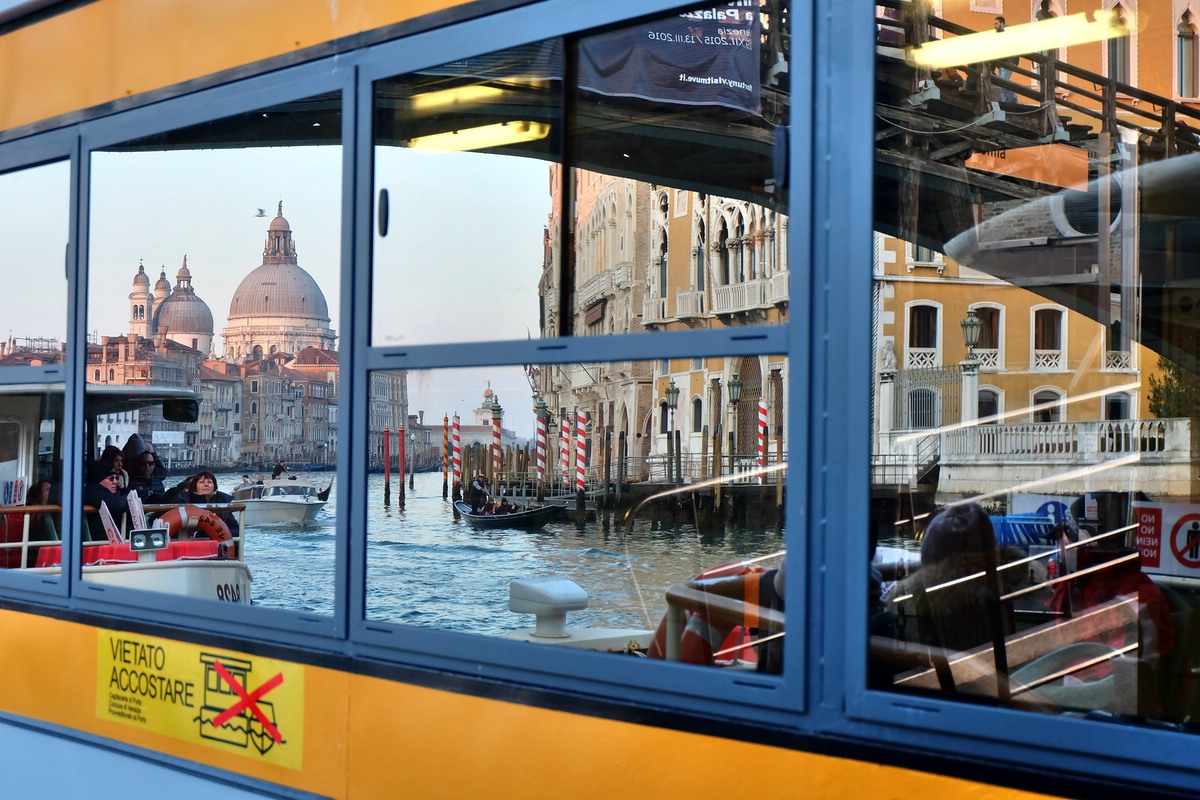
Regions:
[[453, 500, 560, 529], [230, 478, 329, 526]]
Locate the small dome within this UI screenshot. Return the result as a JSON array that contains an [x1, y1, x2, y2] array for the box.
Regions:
[[269, 200, 289, 232], [154, 292, 214, 337], [133, 264, 150, 287], [154, 269, 171, 292], [176, 257, 192, 282], [483, 387, 494, 399]]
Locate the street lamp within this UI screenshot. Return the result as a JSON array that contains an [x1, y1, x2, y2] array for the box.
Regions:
[[960, 309, 982, 424], [728, 371, 743, 469], [665, 378, 679, 483], [960, 308, 981, 359]]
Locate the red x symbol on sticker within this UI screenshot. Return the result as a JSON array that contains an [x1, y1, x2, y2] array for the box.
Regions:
[[211, 660, 284, 744]]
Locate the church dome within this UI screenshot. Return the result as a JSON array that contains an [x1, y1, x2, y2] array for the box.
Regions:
[[227, 203, 330, 323], [153, 256, 214, 338], [132, 264, 150, 287], [227, 262, 329, 321], [154, 270, 171, 293], [154, 291, 215, 336]]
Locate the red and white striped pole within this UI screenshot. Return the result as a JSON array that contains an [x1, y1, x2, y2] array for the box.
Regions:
[[535, 412, 547, 485], [442, 415, 449, 480], [451, 414, 462, 487], [492, 410, 502, 492], [757, 400, 768, 485], [560, 416, 570, 489], [575, 410, 587, 492]]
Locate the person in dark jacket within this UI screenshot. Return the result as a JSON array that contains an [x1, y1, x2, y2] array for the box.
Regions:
[[82, 464, 130, 542], [123, 433, 166, 502]]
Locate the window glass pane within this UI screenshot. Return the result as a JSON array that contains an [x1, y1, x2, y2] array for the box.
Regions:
[[370, 2, 789, 345], [85, 93, 341, 612], [870, 2, 1200, 728], [365, 355, 786, 668], [571, 5, 789, 335], [0, 161, 69, 584]]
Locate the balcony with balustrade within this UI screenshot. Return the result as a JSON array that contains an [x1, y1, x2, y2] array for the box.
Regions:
[[1033, 348, 1065, 370], [712, 278, 769, 316], [769, 270, 789, 305], [675, 289, 706, 321], [642, 296, 669, 326], [905, 347, 939, 369]]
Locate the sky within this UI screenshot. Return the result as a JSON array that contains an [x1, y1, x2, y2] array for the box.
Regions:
[[0, 144, 549, 439]]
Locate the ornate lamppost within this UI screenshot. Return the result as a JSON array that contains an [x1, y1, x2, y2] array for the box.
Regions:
[[960, 309, 981, 423], [665, 378, 680, 484], [728, 371, 743, 476]]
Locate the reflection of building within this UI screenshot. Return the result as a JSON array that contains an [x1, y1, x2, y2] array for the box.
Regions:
[[223, 203, 337, 362], [87, 203, 351, 468], [536, 168, 789, 478]]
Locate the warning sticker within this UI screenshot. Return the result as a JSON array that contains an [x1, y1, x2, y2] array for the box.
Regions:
[[96, 630, 304, 769], [1132, 503, 1200, 578]]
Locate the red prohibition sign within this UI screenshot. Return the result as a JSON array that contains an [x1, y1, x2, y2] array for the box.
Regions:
[[211, 660, 284, 744], [1170, 513, 1200, 569]]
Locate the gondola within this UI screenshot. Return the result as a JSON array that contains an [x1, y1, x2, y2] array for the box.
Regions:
[[453, 501, 560, 529]]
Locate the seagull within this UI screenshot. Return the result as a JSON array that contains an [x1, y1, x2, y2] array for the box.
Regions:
[[255, 208, 267, 217]]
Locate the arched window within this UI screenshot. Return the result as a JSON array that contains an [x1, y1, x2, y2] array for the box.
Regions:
[[659, 401, 669, 434], [1033, 307, 1065, 369], [249, 425, 258, 443], [94, 369, 100, 381], [978, 388, 1001, 422], [1033, 389, 1064, 423], [107, 368, 114, 381], [1180, 12, 1198, 97], [251, 401, 258, 415], [692, 397, 703, 433], [658, 239, 668, 297], [695, 219, 706, 291]]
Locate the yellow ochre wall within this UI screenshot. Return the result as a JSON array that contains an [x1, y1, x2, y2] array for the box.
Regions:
[[0, 608, 1062, 799], [0, 0, 470, 133]]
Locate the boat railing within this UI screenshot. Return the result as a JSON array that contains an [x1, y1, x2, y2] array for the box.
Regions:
[[0, 502, 248, 569]]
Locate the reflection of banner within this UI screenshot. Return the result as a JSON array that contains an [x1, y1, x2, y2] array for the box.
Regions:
[[578, 2, 761, 114], [965, 143, 1088, 190]]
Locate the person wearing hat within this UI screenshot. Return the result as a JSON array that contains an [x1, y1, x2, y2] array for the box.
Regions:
[[122, 433, 166, 502], [82, 462, 130, 542]]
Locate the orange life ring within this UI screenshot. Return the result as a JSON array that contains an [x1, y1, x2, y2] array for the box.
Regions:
[[157, 505, 234, 544], [646, 565, 764, 665]]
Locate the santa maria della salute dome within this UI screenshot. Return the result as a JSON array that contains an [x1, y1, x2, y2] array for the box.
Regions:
[[223, 202, 336, 361], [127, 202, 336, 360]]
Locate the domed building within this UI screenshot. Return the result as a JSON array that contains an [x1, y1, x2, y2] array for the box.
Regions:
[[128, 258, 216, 353], [222, 203, 336, 362]]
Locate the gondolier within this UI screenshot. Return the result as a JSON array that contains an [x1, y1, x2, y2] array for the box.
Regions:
[[468, 474, 488, 513]]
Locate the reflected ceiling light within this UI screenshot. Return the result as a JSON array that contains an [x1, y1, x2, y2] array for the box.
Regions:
[[906, 13, 1128, 69], [409, 84, 507, 111], [408, 120, 550, 152]]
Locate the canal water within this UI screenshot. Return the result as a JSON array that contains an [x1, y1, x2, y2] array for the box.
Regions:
[[211, 470, 785, 636]]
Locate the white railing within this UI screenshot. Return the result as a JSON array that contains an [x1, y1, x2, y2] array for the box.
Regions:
[[769, 270, 789, 304], [612, 262, 632, 286], [1105, 351, 1133, 371], [577, 271, 613, 308], [943, 419, 1171, 459], [1034, 349, 1065, 370], [675, 289, 706, 318], [976, 348, 1000, 369], [711, 278, 769, 315], [643, 296, 669, 325], [905, 347, 938, 369]]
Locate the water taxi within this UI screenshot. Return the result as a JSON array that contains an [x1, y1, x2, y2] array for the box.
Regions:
[[230, 477, 329, 526]]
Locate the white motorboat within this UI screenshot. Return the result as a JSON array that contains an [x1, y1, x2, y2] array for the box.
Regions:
[[230, 478, 329, 526]]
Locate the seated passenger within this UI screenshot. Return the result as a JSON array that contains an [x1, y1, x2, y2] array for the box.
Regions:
[[912, 503, 1010, 654], [24, 479, 58, 543], [123, 434, 166, 503], [497, 498, 512, 514], [82, 464, 129, 542], [179, 470, 240, 539], [99, 445, 129, 491]]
